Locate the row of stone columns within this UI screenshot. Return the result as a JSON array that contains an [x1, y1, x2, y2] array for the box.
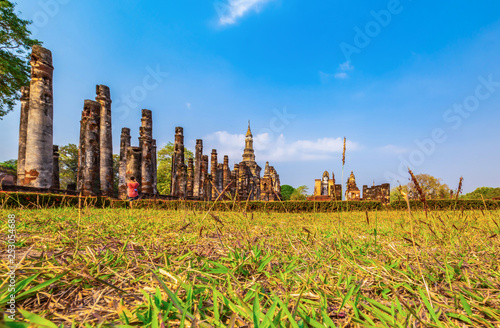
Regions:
[[77, 85, 113, 196], [169, 126, 283, 201], [170, 128, 246, 201], [118, 109, 157, 199]]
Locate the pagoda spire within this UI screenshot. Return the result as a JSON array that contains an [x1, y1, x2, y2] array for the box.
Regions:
[[243, 121, 255, 162], [246, 120, 252, 137]]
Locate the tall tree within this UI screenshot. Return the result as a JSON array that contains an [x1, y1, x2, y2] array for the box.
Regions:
[[157, 142, 194, 195], [280, 185, 295, 201], [0, 1, 41, 118], [290, 185, 309, 201], [59, 144, 79, 189], [0, 159, 17, 172], [390, 173, 450, 201]]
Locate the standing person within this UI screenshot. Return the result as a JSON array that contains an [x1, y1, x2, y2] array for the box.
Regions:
[[127, 177, 140, 205]]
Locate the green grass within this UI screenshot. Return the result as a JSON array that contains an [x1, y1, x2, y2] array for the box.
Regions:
[[1, 207, 499, 327]]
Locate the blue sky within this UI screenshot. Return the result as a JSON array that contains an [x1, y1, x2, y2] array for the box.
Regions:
[[1, 0, 499, 193]]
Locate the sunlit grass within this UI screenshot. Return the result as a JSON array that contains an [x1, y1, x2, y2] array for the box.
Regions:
[[1, 207, 499, 327]]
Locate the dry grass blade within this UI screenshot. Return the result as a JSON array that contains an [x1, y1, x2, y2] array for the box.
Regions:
[[408, 168, 428, 217], [456, 176, 464, 201], [342, 137, 346, 166]]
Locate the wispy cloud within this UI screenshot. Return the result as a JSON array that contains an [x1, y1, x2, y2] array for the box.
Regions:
[[335, 60, 354, 79], [334, 72, 348, 79], [319, 61, 354, 83], [216, 0, 273, 26], [201, 131, 359, 162]]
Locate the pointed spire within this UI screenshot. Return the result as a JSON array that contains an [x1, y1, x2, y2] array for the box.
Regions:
[[246, 120, 252, 137]]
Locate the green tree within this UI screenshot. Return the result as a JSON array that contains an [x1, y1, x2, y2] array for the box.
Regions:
[[0, 1, 41, 118], [461, 187, 500, 200], [290, 185, 309, 201], [281, 185, 295, 201], [59, 144, 79, 189], [0, 159, 17, 172], [390, 174, 451, 201], [157, 142, 194, 195]]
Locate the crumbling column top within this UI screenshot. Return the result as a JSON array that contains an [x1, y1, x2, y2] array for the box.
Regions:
[[31, 45, 53, 67], [96, 85, 111, 99]]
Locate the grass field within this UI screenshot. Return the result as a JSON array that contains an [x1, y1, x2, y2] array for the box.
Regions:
[[1, 206, 500, 327]]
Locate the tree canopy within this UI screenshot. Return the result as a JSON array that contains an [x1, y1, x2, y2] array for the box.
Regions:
[[280, 185, 295, 201], [58, 144, 79, 189], [157, 142, 194, 195], [391, 173, 451, 202], [290, 185, 309, 201], [461, 187, 500, 200], [0, 0, 41, 118], [0, 159, 17, 173]]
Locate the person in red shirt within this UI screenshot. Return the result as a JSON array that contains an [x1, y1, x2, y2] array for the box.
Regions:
[[127, 177, 140, 201]]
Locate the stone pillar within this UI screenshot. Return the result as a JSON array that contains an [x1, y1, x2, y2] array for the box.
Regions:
[[118, 128, 131, 199], [171, 127, 186, 199], [139, 109, 154, 194], [193, 139, 203, 197], [126, 146, 142, 189], [78, 100, 101, 196], [24, 45, 54, 188], [95, 85, 113, 197], [152, 139, 157, 194], [232, 164, 239, 198], [210, 149, 218, 199], [187, 158, 194, 197], [17, 86, 30, 185], [238, 162, 248, 201], [217, 163, 224, 197], [52, 145, 60, 189], [201, 155, 208, 200], [223, 155, 230, 189]]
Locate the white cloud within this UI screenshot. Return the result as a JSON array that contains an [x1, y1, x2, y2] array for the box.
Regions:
[[334, 72, 348, 79], [320, 61, 354, 82], [378, 144, 409, 154], [201, 131, 359, 163], [335, 61, 354, 79], [339, 61, 354, 71], [216, 0, 272, 25]]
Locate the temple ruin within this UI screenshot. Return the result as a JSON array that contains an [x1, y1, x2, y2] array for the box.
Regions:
[[311, 171, 342, 201], [12, 46, 405, 204], [362, 183, 390, 203], [118, 109, 158, 199], [260, 162, 281, 201], [309, 170, 389, 202], [169, 122, 282, 201], [345, 171, 361, 201]]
